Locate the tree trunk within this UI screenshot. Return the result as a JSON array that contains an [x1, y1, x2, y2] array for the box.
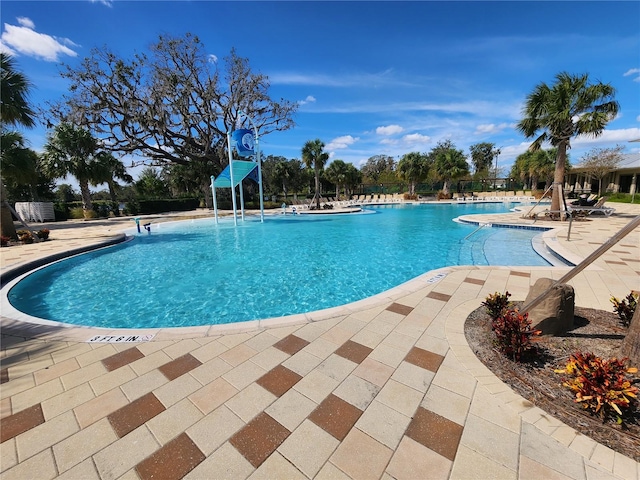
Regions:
[[107, 180, 118, 203], [314, 166, 321, 209], [0, 180, 17, 239], [551, 140, 568, 214], [620, 304, 640, 367], [201, 179, 212, 208], [30, 183, 39, 202], [79, 179, 94, 219]]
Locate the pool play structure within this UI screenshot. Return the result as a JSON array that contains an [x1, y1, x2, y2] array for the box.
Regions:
[[4, 203, 559, 330]]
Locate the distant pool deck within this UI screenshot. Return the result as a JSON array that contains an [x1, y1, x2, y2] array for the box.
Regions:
[[1, 202, 639, 479]]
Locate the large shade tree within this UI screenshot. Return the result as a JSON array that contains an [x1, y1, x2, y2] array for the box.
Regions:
[[469, 142, 499, 181], [517, 72, 619, 214], [360, 154, 396, 184], [42, 123, 103, 218], [264, 156, 296, 199], [301, 139, 329, 209], [49, 34, 297, 175], [577, 145, 624, 196], [1, 53, 37, 238]]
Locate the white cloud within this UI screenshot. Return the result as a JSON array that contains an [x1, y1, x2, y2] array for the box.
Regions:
[[571, 127, 640, 147], [208, 54, 218, 63], [474, 123, 509, 135], [379, 138, 398, 146], [401, 133, 431, 145], [637, 115, 640, 122], [623, 68, 640, 82], [269, 69, 418, 89], [1, 17, 79, 61], [376, 125, 403, 135], [326, 135, 359, 150], [90, 0, 114, 7], [17, 17, 35, 29], [303, 99, 521, 120], [298, 95, 316, 106]]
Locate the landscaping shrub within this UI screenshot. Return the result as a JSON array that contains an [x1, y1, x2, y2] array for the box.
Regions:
[[611, 292, 638, 328], [68, 207, 82, 219], [54, 202, 69, 221], [492, 308, 540, 362], [122, 200, 140, 216], [16, 230, 34, 244], [555, 352, 638, 424], [36, 229, 50, 240], [482, 291, 512, 319], [137, 198, 199, 214]]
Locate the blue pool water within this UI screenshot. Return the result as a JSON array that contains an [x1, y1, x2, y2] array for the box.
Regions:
[[8, 203, 550, 328]]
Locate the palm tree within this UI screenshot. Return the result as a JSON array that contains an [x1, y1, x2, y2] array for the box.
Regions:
[[325, 159, 348, 198], [517, 72, 619, 214], [42, 123, 101, 219], [0, 53, 35, 128], [301, 139, 329, 209], [343, 163, 361, 199], [430, 140, 469, 196], [397, 152, 430, 197], [510, 152, 532, 190], [1, 53, 36, 238], [271, 159, 293, 199], [1, 131, 40, 200], [90, 152, 134, 213]]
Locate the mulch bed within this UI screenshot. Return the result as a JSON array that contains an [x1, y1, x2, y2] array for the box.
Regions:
[[464, 305, 640, 462]]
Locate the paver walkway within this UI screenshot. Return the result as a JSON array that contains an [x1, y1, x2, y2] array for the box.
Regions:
[[1, 204, 639, 479]]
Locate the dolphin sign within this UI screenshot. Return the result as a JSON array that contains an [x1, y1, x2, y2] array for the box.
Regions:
[[231, 129, 255, 157]]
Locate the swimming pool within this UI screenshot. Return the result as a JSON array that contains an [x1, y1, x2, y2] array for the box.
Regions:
[[7, 203, 551, 328]]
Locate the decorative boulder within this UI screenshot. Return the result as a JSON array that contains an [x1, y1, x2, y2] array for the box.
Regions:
[[524, 278, 575, 335]]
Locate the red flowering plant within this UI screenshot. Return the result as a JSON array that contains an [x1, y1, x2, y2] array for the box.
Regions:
[[555, 352, 638, 424], [481, 291, 512, 320], [491, 308, 541, 362]]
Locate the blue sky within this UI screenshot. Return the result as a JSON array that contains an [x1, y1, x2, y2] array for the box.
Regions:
[[2, 0, 639, 184]]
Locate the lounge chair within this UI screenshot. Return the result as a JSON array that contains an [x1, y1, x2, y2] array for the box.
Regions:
[[568, 197, 615, 217], [570, 194, 598, 207]]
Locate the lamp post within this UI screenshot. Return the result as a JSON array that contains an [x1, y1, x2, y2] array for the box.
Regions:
[[493, 147, 501, 190]]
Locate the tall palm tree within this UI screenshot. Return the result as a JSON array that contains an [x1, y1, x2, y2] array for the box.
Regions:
[[90, 152, 134, 212], [430, 140, 469, 196], [42, 123, 101, 219], [325, 159, 348, 198], [301, 139, 329, 209], [1, 53, 36, 238], [517, 72, 618, 214], [0, 53, 35, 128], [343, 163, 361, 199], [510, 152, 532, 190], [271, 160, 292, 199], [1, 131, 40, 200], [397, 152, 430, 196]]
